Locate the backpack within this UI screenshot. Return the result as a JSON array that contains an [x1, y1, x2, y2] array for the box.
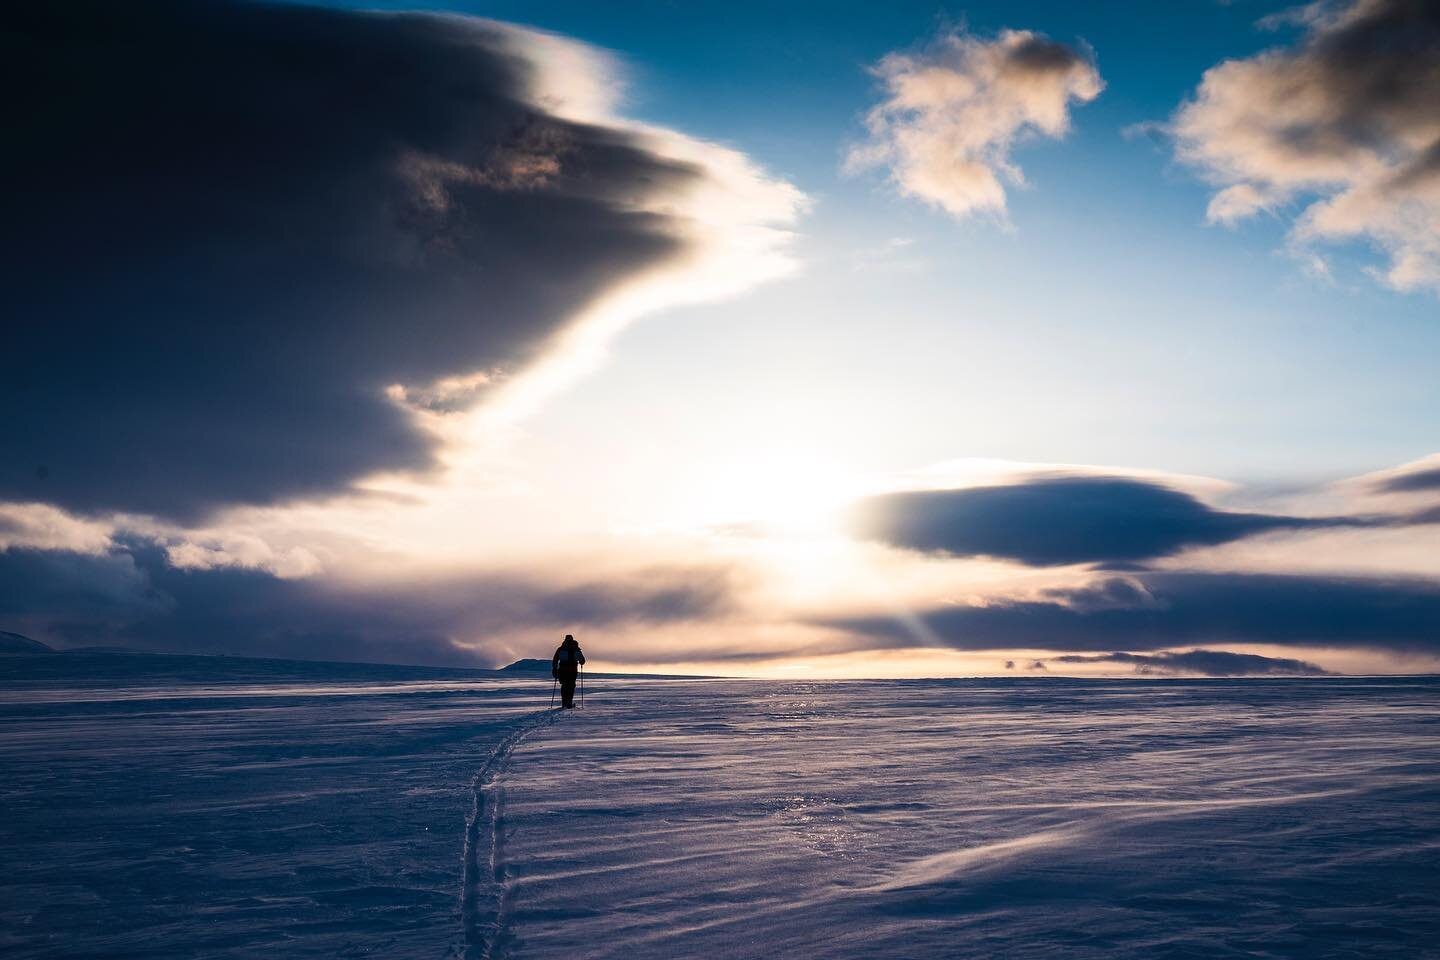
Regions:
[[555, 646, 581, 675]]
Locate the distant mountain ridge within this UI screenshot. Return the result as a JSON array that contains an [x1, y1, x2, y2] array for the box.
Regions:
[[500, 658, 553, 673], [0, 632, 54, 655]]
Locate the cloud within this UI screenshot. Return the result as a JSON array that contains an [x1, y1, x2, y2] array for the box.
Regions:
[[0, 539, 736, 667], [850, 474, 1371, 566], [819, 571, 1440, 654], [1171, 0, 1440, 293], [0, 503, 115, 555], [161, 534, 322, 580], [846, 27, 1102, 219], [1369, 454, 1440, 494], [1048, 649, 1332, 677], [0, 549, 173, 629], [0, 1, 799, 522], [1386, 469, 1440, 494]]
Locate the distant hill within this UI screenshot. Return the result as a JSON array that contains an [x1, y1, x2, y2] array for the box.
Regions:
[[0, 632, 54, 655], [500, 658, 553, 673]]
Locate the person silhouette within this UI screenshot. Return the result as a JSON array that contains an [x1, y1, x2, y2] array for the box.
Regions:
[[551, 634, 586, 709]]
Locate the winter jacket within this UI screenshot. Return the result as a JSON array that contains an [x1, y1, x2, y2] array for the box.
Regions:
[[552, 643, 586, 680]]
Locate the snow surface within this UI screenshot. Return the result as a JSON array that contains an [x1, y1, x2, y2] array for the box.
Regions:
[[494, 677, 1440, 959], [1, 654, 546, 958], [3, 656, 1439, 959]]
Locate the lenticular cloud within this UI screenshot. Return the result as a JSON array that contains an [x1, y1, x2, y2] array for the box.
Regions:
[[848, 28, 1103, 220], [849, 475, 1366, 566]]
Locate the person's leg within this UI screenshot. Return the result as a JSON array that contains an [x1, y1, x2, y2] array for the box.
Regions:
[[561, 678, 576, 708]]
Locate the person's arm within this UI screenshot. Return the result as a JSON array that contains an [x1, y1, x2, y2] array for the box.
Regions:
[[578, 650, 586, 665], [551, 649, 560, 677]]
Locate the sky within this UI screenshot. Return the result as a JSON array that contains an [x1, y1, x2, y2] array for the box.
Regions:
[[3, 0, 1440, 677]]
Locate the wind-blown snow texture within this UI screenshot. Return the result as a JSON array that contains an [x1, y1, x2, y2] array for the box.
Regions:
[[0, 654, 551, 958], [498, 678, 1440, 959], [3, 657, 1439, 959]]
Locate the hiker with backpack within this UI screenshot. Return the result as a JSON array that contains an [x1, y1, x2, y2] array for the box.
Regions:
[[551, 635, 586, 709]]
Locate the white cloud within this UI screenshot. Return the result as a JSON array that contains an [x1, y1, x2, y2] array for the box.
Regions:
[[1172, 0, 1440, 293], [0, 502, 114, 554], [164, 535, 323, 580], [846, 28, 1103, 220]]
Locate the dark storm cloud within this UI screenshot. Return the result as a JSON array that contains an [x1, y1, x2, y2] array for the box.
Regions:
[[820, 571, 1440, 654], [0, 540, 734, 667], [0, 1, 704, 521], [0, 549, 172, 621], [1048, 650, 1332, 677], [850, 476, 1372, 566]]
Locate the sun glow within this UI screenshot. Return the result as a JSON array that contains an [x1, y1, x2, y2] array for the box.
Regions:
[[677, 452, 862, 536]]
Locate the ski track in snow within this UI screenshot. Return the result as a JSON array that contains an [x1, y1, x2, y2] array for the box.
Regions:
[[461, 708, 556, 960], [0, 655, 555, 960]]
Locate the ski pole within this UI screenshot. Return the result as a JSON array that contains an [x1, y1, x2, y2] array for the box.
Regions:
[[580, 664, 584, 709], [550, 674, 557, 708]]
